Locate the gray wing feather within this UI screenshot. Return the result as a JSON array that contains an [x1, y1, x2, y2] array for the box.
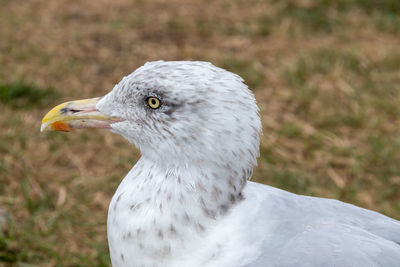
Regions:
[[245, 222, 400, 267], [242, 183, 400, 267]]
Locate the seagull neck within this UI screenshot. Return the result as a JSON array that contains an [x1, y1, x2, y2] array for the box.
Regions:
[[135, 155, 246, 215], [107, 156, 248, 265]]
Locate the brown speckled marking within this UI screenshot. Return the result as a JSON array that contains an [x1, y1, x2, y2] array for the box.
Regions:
[[158, 229, 164, 240], [169, 224, 177, 236], [116, 192, 124, 202]]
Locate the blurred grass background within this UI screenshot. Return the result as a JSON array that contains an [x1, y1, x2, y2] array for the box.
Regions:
[[1, 0, 400, 265]]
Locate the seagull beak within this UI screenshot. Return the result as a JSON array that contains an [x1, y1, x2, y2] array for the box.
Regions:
[[40, 97, 122, 132]]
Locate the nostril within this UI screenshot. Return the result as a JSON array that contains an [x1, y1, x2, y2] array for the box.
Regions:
[[69, 109, 81, 114]]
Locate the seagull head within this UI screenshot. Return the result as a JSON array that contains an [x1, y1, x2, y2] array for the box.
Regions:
[[41, 61, 261, 173]]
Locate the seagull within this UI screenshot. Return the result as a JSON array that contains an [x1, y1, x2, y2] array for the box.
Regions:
[[41, 61, 400, 267]]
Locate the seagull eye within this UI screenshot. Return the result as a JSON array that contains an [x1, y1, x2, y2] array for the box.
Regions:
[[146, 97, 161, 109]]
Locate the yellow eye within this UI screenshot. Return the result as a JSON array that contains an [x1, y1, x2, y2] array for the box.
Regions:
[[147, 97, 161, 109]]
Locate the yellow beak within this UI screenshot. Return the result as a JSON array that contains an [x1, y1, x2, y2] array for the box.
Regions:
[[40, 97, 122, 132]]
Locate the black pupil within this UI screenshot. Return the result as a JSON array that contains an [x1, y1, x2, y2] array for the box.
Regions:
[[151, 99, 156, 105]]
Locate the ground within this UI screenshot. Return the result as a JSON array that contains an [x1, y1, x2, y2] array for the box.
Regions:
[[1, 0, 400, 265]]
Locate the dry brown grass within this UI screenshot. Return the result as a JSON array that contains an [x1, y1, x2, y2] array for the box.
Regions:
[[1, 0, 400, 265]]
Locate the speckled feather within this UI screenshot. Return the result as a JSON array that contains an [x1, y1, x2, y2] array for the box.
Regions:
[[95, 61, 400, 267]]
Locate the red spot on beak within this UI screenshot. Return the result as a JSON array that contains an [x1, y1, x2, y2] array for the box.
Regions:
[[51, 121, 72, 132]]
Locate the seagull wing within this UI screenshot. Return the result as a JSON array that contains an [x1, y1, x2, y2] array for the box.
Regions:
[[240, 182, 400, 267]]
